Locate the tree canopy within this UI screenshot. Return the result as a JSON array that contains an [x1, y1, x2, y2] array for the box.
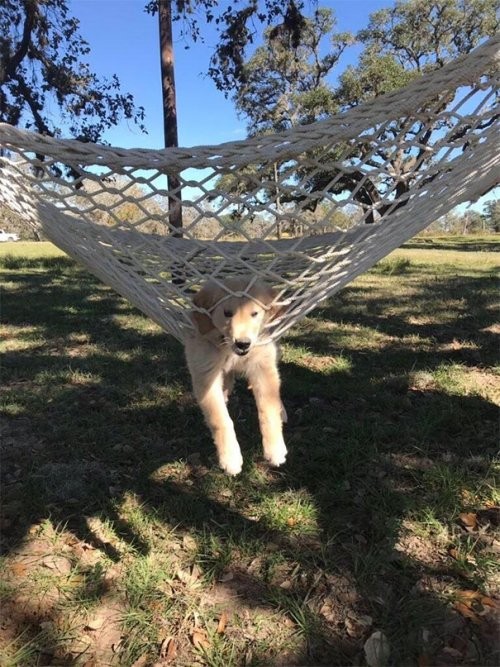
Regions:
[[226, 0, 498, 225], [145, 0, 311, 92], [235, 8, 353, 135], [482, 199, 500, 233], [337, 0, 498, 106], [0, 0, 145, 141]]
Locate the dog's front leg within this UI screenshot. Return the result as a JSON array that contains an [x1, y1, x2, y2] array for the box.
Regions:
[[248, 350, 287, 468], [185, 339, 243, 475], [194, 374, 243, 476]]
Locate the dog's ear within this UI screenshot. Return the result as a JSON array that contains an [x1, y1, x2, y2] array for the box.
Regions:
[[267, 294, 285, 324], [254, 282, 284, 323], [191, 282, 218, 335]]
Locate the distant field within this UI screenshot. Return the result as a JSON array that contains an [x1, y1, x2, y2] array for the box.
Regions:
[[0, 241, 66, 258], [1, 237, 499, 666]]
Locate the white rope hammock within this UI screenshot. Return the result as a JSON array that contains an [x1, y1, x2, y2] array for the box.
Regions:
[[1, 37, 498, 343]]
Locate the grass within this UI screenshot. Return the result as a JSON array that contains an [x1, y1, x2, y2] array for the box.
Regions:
[[0, 236, 499, 666]]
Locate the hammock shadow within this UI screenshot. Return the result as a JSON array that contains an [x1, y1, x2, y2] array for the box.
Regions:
[[1, 260, 498, 664]]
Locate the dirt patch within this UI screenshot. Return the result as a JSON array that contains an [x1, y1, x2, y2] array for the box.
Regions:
[[1, 529, 128, 666]]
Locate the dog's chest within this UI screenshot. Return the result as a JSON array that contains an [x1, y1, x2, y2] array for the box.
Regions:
[[221, 343, 275, 378], [222, 352, 250, 376]]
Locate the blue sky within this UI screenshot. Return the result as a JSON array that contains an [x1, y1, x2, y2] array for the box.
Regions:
[[70, 0, 390, 149]]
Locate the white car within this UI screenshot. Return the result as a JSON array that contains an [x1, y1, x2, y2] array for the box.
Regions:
[[0, 229, 20, 242]]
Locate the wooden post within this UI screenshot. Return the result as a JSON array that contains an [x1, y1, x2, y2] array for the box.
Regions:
[[158, 0, 182, 234]]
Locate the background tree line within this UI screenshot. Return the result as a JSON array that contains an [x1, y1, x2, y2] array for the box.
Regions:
[[2, 190, 498, 240]]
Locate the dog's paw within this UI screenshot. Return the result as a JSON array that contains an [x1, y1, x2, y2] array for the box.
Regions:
[[264, 441, 288, 467], [219, 449, 243, 476]]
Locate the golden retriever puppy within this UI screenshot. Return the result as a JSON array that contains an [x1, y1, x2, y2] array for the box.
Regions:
[[184, 277, 287, 475]]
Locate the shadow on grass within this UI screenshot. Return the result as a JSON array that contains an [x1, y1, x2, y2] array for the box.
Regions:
[[1, 259, 498, 665], [301, 271, 498, 366], [402, 239, 499, 252]]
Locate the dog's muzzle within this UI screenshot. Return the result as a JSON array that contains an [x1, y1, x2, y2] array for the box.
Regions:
[[233, 339, 251, 356]]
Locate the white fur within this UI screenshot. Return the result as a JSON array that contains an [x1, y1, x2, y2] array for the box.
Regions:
[[184, 278, 287, 475]]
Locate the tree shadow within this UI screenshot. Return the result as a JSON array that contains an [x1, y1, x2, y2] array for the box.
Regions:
[[402, 239, 499, 252], [294, 269, 498, 366], [1, 259, 499, 665]]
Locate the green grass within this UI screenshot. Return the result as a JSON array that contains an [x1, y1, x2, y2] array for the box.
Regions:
[[1, 238, 499, 666]]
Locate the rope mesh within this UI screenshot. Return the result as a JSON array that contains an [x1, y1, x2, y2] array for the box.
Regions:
[[0, 37, 498, 342]]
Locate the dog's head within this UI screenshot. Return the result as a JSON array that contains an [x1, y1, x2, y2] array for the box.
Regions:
[[192, 277, 280, 356]]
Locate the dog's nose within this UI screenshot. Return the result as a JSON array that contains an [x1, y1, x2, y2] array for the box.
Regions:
[[234, 338, 251, 352]]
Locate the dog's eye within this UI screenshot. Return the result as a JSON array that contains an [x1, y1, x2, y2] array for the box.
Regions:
[[224, 309, 233, 318], [251, 311, 259, 318]]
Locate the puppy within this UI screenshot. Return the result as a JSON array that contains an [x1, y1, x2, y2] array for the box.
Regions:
[[184, 277, 287, 475]]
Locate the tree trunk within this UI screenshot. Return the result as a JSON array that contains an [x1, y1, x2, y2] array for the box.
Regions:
[[274, 162, 282, 239], [158, 0, 182, 234]]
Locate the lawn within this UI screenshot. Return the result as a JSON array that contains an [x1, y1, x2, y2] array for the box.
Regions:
[[1, 237, 499, 666]]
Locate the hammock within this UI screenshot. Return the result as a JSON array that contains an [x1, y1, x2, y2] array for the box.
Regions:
[[0, 37, 498, 343]]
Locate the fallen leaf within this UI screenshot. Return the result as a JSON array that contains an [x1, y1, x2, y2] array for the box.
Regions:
[[345, 617, 359, 637], [182, 534, 197, 550], [85, 616, 104, 631], [454, 589, 498, 624], [41, 554, 72, 575], [345, 613, 373, 637], [247, 556, 262, 574], [176, 568, 193, 585], [286, 517, 297, 527], [10, 562, 27, 577], [364, 630, 391, 667], [456, 590, 481, 602], [358, 614, 373, 629], [319, 602, 336, 624], [112, 639, 124, 653], [191, 627, 210, 651], [159, 636, 177, 663], [458, 512, 478, 531], [478, 596, 498, 610], [454, 601, 480, 623], [217, 611, 228, 634]]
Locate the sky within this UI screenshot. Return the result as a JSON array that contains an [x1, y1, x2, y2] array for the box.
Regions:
[[70, 0, 390, 149]]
